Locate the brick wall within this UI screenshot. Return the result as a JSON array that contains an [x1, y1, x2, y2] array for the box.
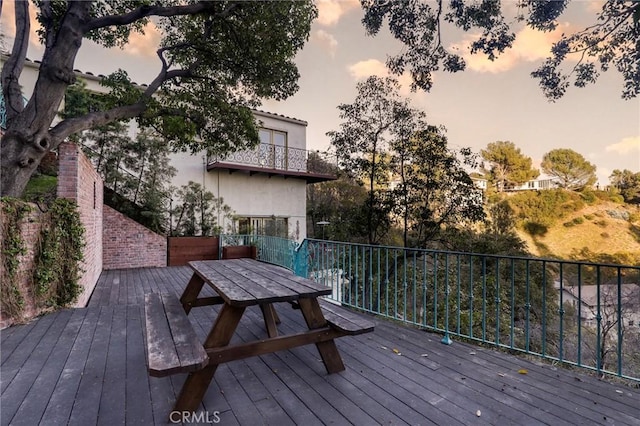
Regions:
[[57, 142, 103, 307], [103, 205, 167, 269], [0, 208, 44, 329]]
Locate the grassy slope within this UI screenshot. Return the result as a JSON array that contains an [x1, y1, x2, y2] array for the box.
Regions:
[[517, 201, 640, 260]]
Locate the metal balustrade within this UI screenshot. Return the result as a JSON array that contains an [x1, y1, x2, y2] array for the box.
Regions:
[[222, 234, 640, 382], [208, 143, 336, 175]]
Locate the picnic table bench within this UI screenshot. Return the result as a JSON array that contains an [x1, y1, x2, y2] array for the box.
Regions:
[[144, 258, 375, 415]]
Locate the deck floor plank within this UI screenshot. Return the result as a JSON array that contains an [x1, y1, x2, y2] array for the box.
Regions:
[[0, 310, 74, 425], [68, 307, 113, 426], [39, 307, 101, 425], [97, 305, 127, 426], [3, 265, 640, 426]]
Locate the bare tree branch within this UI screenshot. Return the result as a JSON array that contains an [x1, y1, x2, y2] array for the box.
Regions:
[[1, 0, 30, 121], [82, 1, 241, 33]]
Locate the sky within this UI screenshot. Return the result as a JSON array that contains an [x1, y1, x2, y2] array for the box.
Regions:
[[2, 0, 639, 185]]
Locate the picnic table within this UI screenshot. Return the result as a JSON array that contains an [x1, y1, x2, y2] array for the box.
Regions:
[[144, 258, 375, 415]]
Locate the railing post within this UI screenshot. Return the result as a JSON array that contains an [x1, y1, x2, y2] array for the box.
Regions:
[[293, 240, 308, 278]]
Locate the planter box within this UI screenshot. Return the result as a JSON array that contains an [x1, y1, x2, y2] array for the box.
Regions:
[[222, 245, 257, 260]]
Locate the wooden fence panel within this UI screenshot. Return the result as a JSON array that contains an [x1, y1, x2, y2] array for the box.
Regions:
[[167, 237, 220, 266]]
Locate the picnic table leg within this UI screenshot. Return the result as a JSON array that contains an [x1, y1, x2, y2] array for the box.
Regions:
[[260, 304, 279, 338], [180, 273, 205, 314], [173, 303, 246, 414], [298, 298, 345, 374]]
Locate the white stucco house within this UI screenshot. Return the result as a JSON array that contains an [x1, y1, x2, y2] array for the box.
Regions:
[[169, 110, 336, 241], [1, 53, 336, 241]]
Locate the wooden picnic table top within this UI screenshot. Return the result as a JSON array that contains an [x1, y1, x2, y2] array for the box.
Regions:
[[188, 259, 331, 307]]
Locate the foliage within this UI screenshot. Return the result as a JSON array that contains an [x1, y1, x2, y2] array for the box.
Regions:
[[580, 190, 598, 204], [328, 76, 423, 244], [360, 0, 640, 100], [171, 182, 234, 236], [307, 170, 370, 243], [610, 169, 640, 204], [481, 141, 539, 192], [507, 189, 584, 235], [392, 126, 485, 247], [541, 149, 596, 190], [563, 217, 584, 228], [68, 82, 176, 234], [2, 1, 317, 197], [23, 175, 58, 205], [0, 198, 32, 319], [33, 199, 85, 309]]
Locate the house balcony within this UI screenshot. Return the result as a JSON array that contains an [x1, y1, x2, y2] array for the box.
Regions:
[[207, 143, 337, 183]]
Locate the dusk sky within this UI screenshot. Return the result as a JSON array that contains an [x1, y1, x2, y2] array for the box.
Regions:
[[2, 0, 639, 185]]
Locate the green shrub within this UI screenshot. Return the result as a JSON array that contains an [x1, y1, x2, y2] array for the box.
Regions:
[[600, 232, 610, 238], [563, 221, 575, 228], [583, 214, 594, 220], [629, 212, 640, 223], [509, 189, 583, 231], [523, 221, 548, 236], [572, 217, 584, 225], [609, 194, 625, 203], [580, 190, 597, 204], [594, 219, 607, 228]]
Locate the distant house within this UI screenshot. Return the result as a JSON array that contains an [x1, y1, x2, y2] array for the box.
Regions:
[[1, 53, 336, 241], [470, 176, 488, 191], [508, 178, 558, 192], [469, 175, 559, 192], [557, 282, 640, 329]]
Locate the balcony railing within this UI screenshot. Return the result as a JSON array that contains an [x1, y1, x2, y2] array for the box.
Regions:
[[208, 143, 337, 176], [225, 234, 640, 382]]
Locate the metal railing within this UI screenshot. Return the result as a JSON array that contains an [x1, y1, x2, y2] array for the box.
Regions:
[[219, 234, 300, 272], [208, 143, 337, 175], [229, 234, 640, 382]]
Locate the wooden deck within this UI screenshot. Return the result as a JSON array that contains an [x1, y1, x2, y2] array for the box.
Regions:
[[2, 266, 639, 425]]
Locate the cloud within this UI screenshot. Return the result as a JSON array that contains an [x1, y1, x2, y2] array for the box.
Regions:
[[347, 59, 417, 96], [123, 22, 161, 57], [605, 136, 640, 155], [347, 59, 388, 79], [311, 29, 338, 57], [450, 22, 575, 74], [316, 0, 360, 26]]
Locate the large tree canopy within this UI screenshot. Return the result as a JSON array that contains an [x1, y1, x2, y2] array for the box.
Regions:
[[1, 0, 316, 197], [540, 148, 596, 190], [481, 140, 539, 191], [361, 0, 640, 100]]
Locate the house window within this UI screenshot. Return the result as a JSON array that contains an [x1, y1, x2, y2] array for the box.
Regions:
[[629, 320, 635, 327], [528, 181, 536, 189], [259, 128, 287, 170], [237, 216, 288, 238]]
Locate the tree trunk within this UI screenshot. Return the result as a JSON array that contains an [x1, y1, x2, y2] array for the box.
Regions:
[[0, 131, 54, 197]]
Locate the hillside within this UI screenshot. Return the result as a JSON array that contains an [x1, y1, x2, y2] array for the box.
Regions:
[[502, 191, 640, 263]]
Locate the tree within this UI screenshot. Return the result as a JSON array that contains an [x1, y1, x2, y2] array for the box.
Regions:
[[360, 1, 640, 100], [541, 148, 596, 190], [1, 1, 317, 197], [610, 169, 640, 203], [481, 141, 539, 191], [328, 76, 421, 244], [391, 126, 485, 247], [171, 181, 233, 236]]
